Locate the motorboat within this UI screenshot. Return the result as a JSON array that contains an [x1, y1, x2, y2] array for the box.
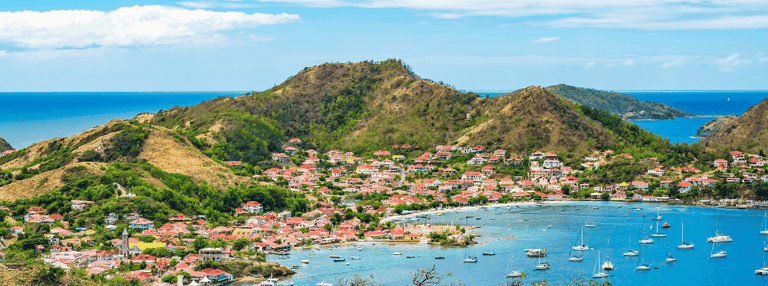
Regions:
[[464, 257, 478, 263], [662, 222, 671, 229], [568, 256, 583, 262], [639, 237, 654, 244], [435, 256, 445, 259], [585, 224, 597, 228], [593, 207, 599, 209], [526, 249, 547, 257], [329, 255, 341, 258], [316, 281, 333, 286], [393, 252, 402, 255], [483, 252, 496, 256], [756, 267, 768, 275], [666, 256, 676, 263], [678, 221, 694, 249], [333, 258, 346, 262], [406, 255, 415, 258], [636, 264, 651, 271], [708, 222, 732, 243], [602, 260, 614, 270], [350, 256, 361, 260], [301, 260, 310, 264]]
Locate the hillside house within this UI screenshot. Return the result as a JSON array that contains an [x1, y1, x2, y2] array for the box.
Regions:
[[610, 193, 626, 201], [494, 149, 506, 157], [529, 151, 545, 161], [271, 153, 290, 163], [631, 181, 649, 191], [647, 168, 665, 177], [129, 218, 154, 231], [677, 182, 692, 193], [289, 138, 301, 144]]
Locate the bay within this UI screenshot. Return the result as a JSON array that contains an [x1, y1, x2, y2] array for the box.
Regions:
[[267, 202, 768, 286]]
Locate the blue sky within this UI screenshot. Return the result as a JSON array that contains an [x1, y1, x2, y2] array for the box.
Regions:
[[1, 0, 767, 91]]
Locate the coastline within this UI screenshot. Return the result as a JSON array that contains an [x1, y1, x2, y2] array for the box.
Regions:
[[628, 115, 726, 122], [380, 201, 554, 223]]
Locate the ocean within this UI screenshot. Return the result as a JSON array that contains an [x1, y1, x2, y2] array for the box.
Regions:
[[267, 202, 768, 286], [479, 90, 768, 145], [0, 92, 245, 149]]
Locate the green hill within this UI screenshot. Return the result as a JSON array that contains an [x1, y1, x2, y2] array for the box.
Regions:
[[698, 98, 768, 153], [545, 84, 694, 120], [0, 137, 11, 152]]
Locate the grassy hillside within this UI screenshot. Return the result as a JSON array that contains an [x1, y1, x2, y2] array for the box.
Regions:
[[698, 98, 768, 153], [0, 137, 11, 152], [545, 84, 693, 120]]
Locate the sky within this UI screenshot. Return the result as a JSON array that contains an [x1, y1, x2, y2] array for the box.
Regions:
[[1, 0, 767, 91]]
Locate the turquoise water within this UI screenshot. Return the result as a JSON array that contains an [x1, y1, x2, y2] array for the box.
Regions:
[[629, 117, 717, 145], [269, 202, 768, 285], [0, 92, 243, 149]]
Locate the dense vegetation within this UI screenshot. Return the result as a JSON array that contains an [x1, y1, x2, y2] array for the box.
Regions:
[[0, 136, 12, 152], [547, 84, 693, 120]]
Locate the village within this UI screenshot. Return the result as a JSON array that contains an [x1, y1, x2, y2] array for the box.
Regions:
[[2, 138, 768, 285]]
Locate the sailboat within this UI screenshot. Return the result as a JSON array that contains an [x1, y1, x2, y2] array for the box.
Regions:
[[665, 243, 676, 263], [678, 221, 694, 249], [636, 245, 651, 271], [602, 240, 614, 270], [593, 251, 609, 278], [761, 213, 768, 235], [534, 254, 550, 270], [756, 249, 768, 275], [710, 242, 727, 258], [650, 220, 667, 238], [707, 222, 732, 243], [464, 245, 478, 263], [572, 228, 590, 251], [624, 235, 639, 256], [506, 251, 523, 278], [652, 211, 662, 221], [568, 231, 583, 262]]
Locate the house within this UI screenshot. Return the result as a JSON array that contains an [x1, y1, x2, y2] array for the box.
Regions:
[[198, 248, 228, 262], [71, 200, 95, 211], [610, 193, 626, 201], [289, 138, 302, 144], [677, 182, 692, 193], [284, 147, 298, 155], [542, 160, 561, 169], [460, 171, 485, 182], [647, 168, 665, 177], [481, 166, 494, 175], [242, 201, 263, 214], [131, 254, 156, 265], [713, 159, 729, 167], [129, 218, 154, 231], [494, 149, 506, 157], [660, 180, 672, 188], [631, 181, 649, 191], [271, 153, 290, 163], [529, 151, 545, 161]]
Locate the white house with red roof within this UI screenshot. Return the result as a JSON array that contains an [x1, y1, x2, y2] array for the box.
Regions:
[[242, 201, 263, 214], [129, 218, 154, 230], [647, 168, 665, 177], [677, 181, 692, 193]]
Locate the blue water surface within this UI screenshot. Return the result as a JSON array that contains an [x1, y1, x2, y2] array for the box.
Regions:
[[268, 202, 768, 286], [0, 92, 244, 149]]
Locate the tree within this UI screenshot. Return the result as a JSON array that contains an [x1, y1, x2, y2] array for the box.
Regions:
[[410, 264, 461, 286], [232, 238, 251, 251], [601, 192, 610, 201], [336, 274, 376, 286], [324, 223, 332, 232], [193, 236, 209, 251]]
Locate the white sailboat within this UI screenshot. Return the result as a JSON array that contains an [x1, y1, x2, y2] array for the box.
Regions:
[[568, 231, 583, 262], [761, 213, 768, 235], [652, 211, 662, 221], [707, 222, 732, 243], [678, 221, 694, 249], [624, 235, 639, 256], [636, 246, 651, 271], [665, 244, 676, 263], [506, 251, 523, 278], [572, 228, 590, 251], [464, 246, 477, 263], [534, 254, 550, 270], [756, 249, 768, 275], [710, 242, 727, 258], [650, 220, 666, 238], [602, 240, 614, 270], [593, 251, 609, 278]]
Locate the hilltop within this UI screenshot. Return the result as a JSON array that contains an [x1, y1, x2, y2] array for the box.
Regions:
[[698, 99, 768, 153], [0, 137, 11, 152], [545, 84, 693, 120], [151, 60, 657, 164]]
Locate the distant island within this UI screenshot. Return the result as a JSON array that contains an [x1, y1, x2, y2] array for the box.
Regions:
[[545, 84, 695, 120]]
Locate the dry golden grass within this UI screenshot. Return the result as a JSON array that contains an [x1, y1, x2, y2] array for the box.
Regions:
[[0, 162, 106, 201]]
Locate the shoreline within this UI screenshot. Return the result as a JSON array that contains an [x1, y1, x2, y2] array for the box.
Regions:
[[380, 200, 556, 223], [628, 115, 728, 122]]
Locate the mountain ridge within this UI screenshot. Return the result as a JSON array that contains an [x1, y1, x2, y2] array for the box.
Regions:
[[0, 137, 11, 152], [545, 84, 694, 120], [697, 98, 768, 152]]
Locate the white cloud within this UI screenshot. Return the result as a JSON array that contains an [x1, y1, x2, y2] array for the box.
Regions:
[[178, 1, 260, 8], [585, 61, 595, 68], [715, 54, 751, 72], [253, 0, 768, 30], [533, 37, 559, 43], [623, 60, 635, 66], [662, 59, 686, 68], [758, 53, 768, 63], [0, 5, 299, 56]]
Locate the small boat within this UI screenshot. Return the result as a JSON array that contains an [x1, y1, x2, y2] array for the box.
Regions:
[[710, 243, 726, 258], [301, 260, 309, 264], [333, 258, 346, 262], [633, 207, 643, 211], [650, 221, 666, 237], [316, 281, 333, 286], [464, 257, 478, 263], [476, 217, 481, 220], [534, 257, 550, 271], [483, 252, 495, 256], [639, 237, 654, 244], [678, 222, 694, 249], [602, 241, 614, 270], [652, 211, 662, 221], [756, 267, 768, 275], [346, 262, 349, 266], [435, 256, 445, 259], [329, 255, 341, 258], [506, 249, 523, 277], [593, 251, 608, 278], [291, 265, 300, 269], [761, 213, 768, 235], [569, 255, 583, 262], [356, 247, 362, 251], [593, 207, 599, 209], [393, 252, 402, 255], [406, 255, 415, 258], [666, 256, 676, 263], [350, 256, 361, 260], [708, 222, 733, 243], [526, 249, 547, 257], [585, 224, 597, 228], [662, 222, 671, 229], [572, 229, 590, 251], [623, 250, 639, 257], [637, 247, 651, 271]]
